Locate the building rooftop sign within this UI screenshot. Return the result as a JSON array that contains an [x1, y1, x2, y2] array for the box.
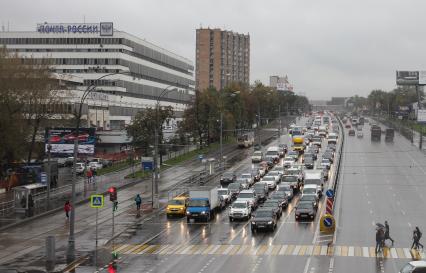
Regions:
[[37, 22, 113, 36]]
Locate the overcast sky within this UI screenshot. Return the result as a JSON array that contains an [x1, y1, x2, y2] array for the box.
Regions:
[[2, 0, 426, 100]]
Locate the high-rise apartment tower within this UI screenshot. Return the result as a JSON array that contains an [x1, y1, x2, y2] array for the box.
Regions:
[[195, 28, 250, 91]]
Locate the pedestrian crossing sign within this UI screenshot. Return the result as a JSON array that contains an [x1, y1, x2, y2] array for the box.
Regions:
[[90, 194, 104, 208]]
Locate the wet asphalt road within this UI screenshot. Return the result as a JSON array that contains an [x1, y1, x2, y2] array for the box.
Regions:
[[99, 119, 426, 273], [98, 117, 343, 273]]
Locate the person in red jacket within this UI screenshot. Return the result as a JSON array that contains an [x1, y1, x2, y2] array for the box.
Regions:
[[64, 200, 72, 219]]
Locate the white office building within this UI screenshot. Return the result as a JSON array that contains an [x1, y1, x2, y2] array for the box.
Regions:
[[0, 22, 195, 152]]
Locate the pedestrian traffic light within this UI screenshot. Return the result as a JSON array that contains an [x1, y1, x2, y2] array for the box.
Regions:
[[108, 262, 117, 273], [108, 187, 117, 202]]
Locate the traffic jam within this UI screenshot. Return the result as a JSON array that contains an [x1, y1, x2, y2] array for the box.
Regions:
[[166, 112, 341, 233]]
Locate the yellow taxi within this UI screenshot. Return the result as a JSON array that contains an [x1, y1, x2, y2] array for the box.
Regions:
[[166, 196, 188, 217]]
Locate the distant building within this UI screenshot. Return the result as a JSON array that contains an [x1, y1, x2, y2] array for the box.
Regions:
[[327, 97, 348, 106], [195, 28, 250, 91], [269, 75, 293, 92], [0, 22, 195, 153]]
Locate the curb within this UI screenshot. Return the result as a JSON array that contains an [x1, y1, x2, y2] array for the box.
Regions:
[[0, 176, 148, 232]]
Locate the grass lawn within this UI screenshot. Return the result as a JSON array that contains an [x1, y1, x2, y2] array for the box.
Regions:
[[97, 160, 139, 176], [125, 138, 236, 179]]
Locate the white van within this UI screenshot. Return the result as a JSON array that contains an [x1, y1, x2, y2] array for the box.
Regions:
[[327, 133, 338, 144], [318, 126, 327, 137], [265, 146, 280, 162], [302, 184, 321, 199], [304, 171, 324, 197]]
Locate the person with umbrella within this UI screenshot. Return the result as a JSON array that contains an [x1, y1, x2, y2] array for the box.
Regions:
[[375, 223, 385, 253]]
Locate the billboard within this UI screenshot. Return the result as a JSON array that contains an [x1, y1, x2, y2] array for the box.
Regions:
[[418, 109, 426, 123], [395, 70, 426, 85], [45, 128, 96, 155]]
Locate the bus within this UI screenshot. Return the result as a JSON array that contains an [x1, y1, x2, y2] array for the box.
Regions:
[[237, 132, 254, 148]]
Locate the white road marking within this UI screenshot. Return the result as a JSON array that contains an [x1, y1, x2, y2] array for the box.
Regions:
[[302, 257, 312, 273]]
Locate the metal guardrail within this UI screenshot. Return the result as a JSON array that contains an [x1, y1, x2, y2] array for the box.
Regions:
[[332, 116, 345, 194], [0, 199, 14, 217]]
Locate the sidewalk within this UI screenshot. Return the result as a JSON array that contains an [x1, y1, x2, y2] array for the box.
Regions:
[[0, 153, 211, 269]]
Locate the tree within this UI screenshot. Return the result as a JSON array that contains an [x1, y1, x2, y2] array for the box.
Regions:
[[126, 106, 174, 156], [0, 47, 62, 167]]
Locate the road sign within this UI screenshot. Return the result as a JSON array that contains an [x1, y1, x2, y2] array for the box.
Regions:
[[142, 161, 153, 171], [40, 172, 47, 185], [326, 189, 334, 198], [323, 216, 333, 227], [320, 214, 336, 233], [90, 194, 104, 208], [326, 198, 334, 215], [198, 154, 204, 160]]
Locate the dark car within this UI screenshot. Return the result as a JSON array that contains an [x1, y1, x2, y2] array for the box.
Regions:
[[253, 182, 268, 202], [251, 208, 278, 232], [304, 157, 314, 169], [278, 144, 288, 155], [228, 182, 243, 199], [260, 200, 282, 218], [270, 192, 288, 208], [295, 202, 317, 221], [323, 152, 334, 163], [276, 184, 294, 201], [348, 129, 355, 136], [304, 152, 317, 161], [299, 195, 319, 210], [281, 175, 299, 192], [220, 172, 236, 187], [251, 167, 261, 181]]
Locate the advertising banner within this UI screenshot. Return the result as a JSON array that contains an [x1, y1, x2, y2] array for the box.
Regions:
[[417, 109, 426, 123], [45, 128, 96, 155]]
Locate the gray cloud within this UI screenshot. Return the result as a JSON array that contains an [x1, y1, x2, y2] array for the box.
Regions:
[[2, 0, 426, 99]]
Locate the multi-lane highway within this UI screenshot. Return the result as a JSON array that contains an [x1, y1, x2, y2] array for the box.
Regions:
[[103, 116, 343, 273], [97, 116, 426, 273]]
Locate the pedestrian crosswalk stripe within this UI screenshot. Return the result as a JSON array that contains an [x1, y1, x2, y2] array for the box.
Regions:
[[348, 246, 354, 257], [362, 247, 369, 257], [321, 245, 328, 255], [115, 244, 421, 259], [279, 245, 288, 255], [313, 245, 321, 256], [403, 248, 411, 258]]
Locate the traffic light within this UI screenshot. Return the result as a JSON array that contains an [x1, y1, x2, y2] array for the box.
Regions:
[[108, 262, 117, 273], [108, 187, 117, 202]]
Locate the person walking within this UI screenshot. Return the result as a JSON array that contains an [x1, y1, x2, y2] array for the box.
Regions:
[[375, 228, 385, 253], [384, 221, 395, 246], [64, 201, 71, 219], [86, 168, 93, 184], [92, 168, 97, 184], [412, 227, 424, 250], [135, 194, 142, 211]]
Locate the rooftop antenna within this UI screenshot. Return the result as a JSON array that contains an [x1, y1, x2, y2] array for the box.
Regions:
[[7, 21, 10, 31], [1, 22, 4, 32], [83, 15, 86, 23]]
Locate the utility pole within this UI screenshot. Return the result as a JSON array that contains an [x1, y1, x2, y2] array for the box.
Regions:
[[257, 104, 261, 150], [416, 85, 423, 150], [46, 143, 52, 210], [153, 102, 159, 209], [220, 111, 223, 170], [278, 104, 282, 145]]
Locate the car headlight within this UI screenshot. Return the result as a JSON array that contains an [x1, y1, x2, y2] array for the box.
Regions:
[[251, 222, 256, 225], [267, 221, 273, 224], [201, 211, 206, 215], [186, 211, 190, 215], [179, 207, 184, 210]]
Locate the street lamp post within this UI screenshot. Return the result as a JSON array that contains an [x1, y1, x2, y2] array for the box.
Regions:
[[153, 85, 176, 209], [46, 143, 52, 210], [219, 111, 223, 170], [66, 71, 133, 263]]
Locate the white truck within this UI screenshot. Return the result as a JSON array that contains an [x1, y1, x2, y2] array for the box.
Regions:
[[186, 187, 221, 222]]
